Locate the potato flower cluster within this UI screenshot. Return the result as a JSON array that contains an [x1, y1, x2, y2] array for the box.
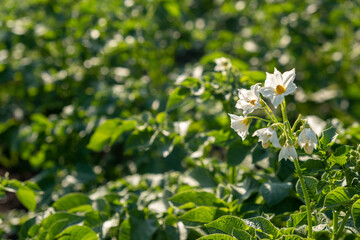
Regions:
[[216, 58, 318, 161]]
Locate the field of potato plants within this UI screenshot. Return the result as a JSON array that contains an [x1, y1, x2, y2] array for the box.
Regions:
[[1, 0, 360, 239]]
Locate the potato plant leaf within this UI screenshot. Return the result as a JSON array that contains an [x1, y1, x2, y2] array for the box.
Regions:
[[351, 198, 360, 232], [227, 139, 249, 166], [169, 191, 225, 207], [197, 234, 238, 240], [287, 212, 308, 227], [55, 225, 98, 240], [180, 206, 226, 225], [243, 217, 280, 239], [296, 176, 319, 200], [53, 193, 92, 211], [166, 87, 191, 111], [205, 215, 248, 234], [16, 187, 36, 211], [324, 187, 357, 209], [319, 127, 338, 150], [328, 154, 348, 166], [87, 119, 122, 151], [260, 182, 292, 207]]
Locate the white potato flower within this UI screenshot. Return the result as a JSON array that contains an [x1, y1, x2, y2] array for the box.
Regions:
[[214, 57, 232, 75], [253, 127, 281, 149], [279, 143, 298, 161], [235, 83, 262, 116], [260, 68, 296, 108], [298, 127, 318, 154], [228, 113, 251, 140]]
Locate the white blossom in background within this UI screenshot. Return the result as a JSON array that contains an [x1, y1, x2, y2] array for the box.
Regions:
[[214, 57, 232, 75], [298, 127, 318, 154], [260, 68, 296, 108], [228, 113, 251, 140], [279, 143, 298, 161], [235, 83, 262, 116], [253, 127, 281, 149]]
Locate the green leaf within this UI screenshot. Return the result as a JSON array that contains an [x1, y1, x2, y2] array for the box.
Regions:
[[205, 215, 248, 235], [129, 211, 158, 240], [118, 219, 130, 240], [319, 127, 338, 150], [39, 213, 84, 237], [16, 187, 36, 211], [287, 212, 308, 227], [227, 140, 249, 166], [334, 145, 353, 156], [197, 234, 238, 240], [188, 167, 217, 188], [260, 182, 292, 207], [53, 193, 92, 211], [241, 71, 266, 81], [87, 119, 122, 151], [110, 120, 137, 144], [324, 187, 357, 209], [180, 206, 226, 225], [19, 217, 37, 239], [300, 159, 325, 173], [328, 154, 347, 166], [243, 217, 280, 238], [232, 229, 253, 240], [125, 127, 155, 153], [280, 235, 305, 240], [55, 225, 98, 240], [351, 198, 360, 232], [296, 176, 319, 200], [163, 1, 181, 18], [169, 191, 224, 208], [166, 87, 191, 111]]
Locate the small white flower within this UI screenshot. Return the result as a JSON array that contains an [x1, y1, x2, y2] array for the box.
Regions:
[[214, 57, 232, 75], [253, 127, 281, 149], [298, 127, 318, 154], [235, 83, 262, 116], [260, 68, 296, 108], [279, 143, 298, 161], [228, 113, 251, 141]]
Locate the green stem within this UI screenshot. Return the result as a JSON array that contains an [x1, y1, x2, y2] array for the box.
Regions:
[[294, 157, 313, 239], [281, 100, 288, 123], [291, 114, 302, 133], [230, 166, 236, 184], [261, 99, 278, 123], [246, 116, 271, 123], [332, 210, 339, 240], [334, 210, 351, 240]]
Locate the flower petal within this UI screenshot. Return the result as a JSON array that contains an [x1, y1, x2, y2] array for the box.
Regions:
[[260, 87, 275, 98], [284, 81, 297, 95], [272, 94, 284, 108], [282, 68, 296, 86]]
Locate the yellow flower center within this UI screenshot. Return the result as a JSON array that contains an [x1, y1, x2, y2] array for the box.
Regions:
[[241, 118, 249, 125], [276, 85, 286, 94], [249, 100, 256, 105]]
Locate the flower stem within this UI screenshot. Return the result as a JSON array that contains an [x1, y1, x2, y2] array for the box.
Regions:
[[332, 210, 339, 240], [293, 157, 313, 239], [230, 166, 236, 184], [334, 210, 351, 240], [261, 99, 278, 123], [291, 114, 302, 133], [281, 100, 288, 123], [247, 116, 271, 123]]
